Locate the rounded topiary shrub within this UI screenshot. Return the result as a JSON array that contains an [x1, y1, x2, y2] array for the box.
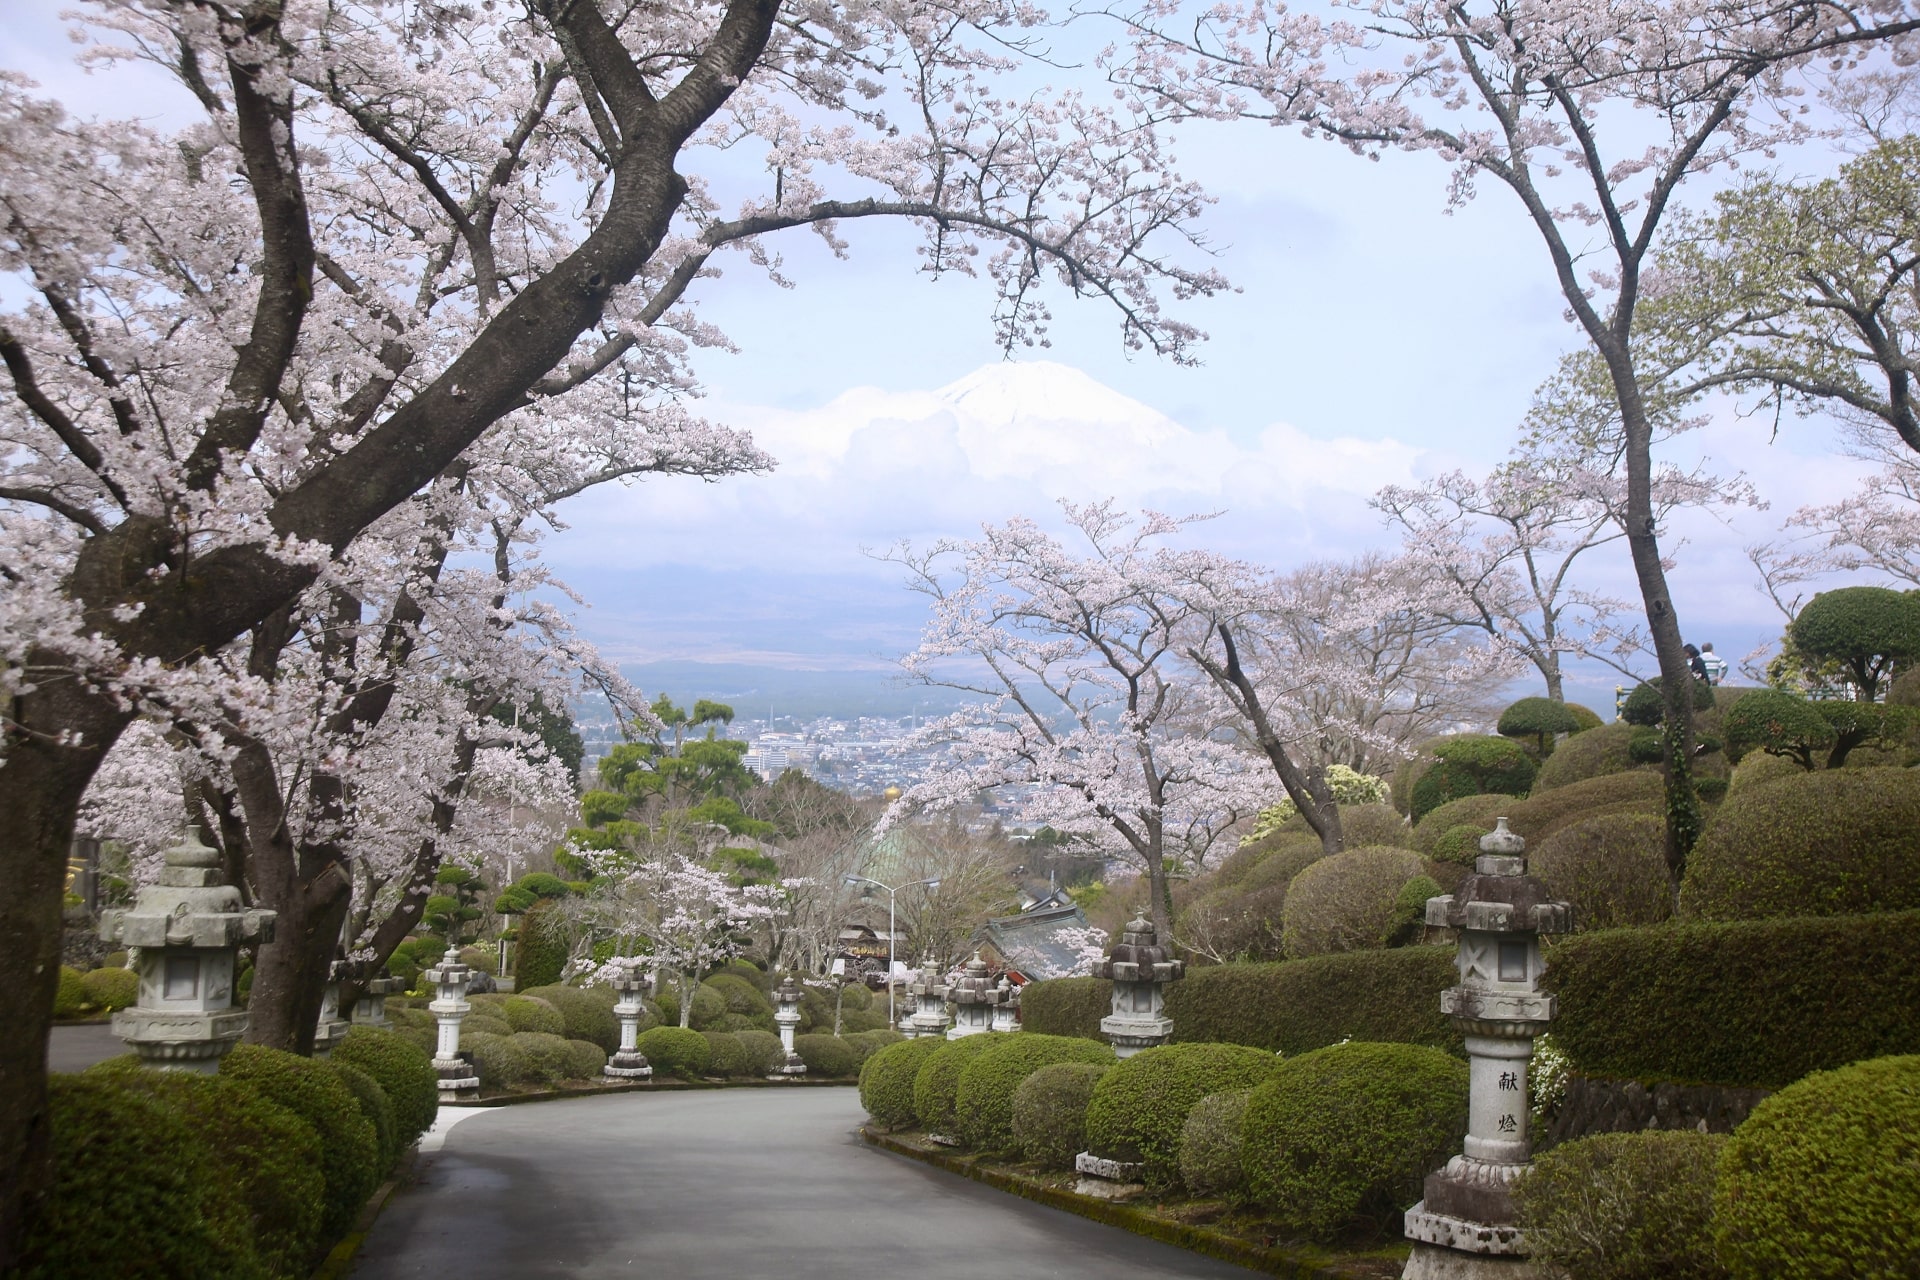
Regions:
[[519, 983, 620, 1052], [1238, 832, 1328, 891], [1411, 793, 1512, 857], [1281, 845, 1428, 958], [794, 1033, 859, 1077], [17, 1076, 260, 1280], [463, 1012, 515, 1039], [466, 1032, 534, 1088], [652, 981, 726, 1031], [913, 1034, 1000, 1135], [1179, 1088, 1253, 1199], [1085, 1042, 1285, 1188], [703, 1030, 750, 1076], [1498, 696, 1588, 757], [846, 1028, 904, 1063], [1681, 768, 1920, 920], [221, 1042, 382, 1243], [1513, 1131, 1728, 1280], [515, 1031, 584, 1083], [1532, 720, 1642, 792], [53, 966, 89, 1018], [334, 1026, 439, 1149], [80, 966, 138, 1012], [327, 1058, 400, 1168], [1178, 880, 1291, 964], [635, 1025, 711, 1079], [1410, 736, 1537, 822], [1507, 769, 1664, 845], [1621, 675, 1717, 726], [1432, 822, 1491, 866], [501, 995, 567, 1036], [736, 1028, 786, 1077], [1242, 1041, 1469, 1241], [564, 1039, 606, 1078], [701, 973, 776, 1031], [954, 1034, 1116, 1151], [1329, 803, 1412, 849], [86, 1058, 325, 1278], [860, 1036, 946, 1130], [1011, 1061, 1111, 1169], [512, 898, 568, 990], [837, 1007, 891, 1034], [1714, 1054, 1920, 1279], [1530, 813, 1673, 930], [1726, 750, 1802, 796]]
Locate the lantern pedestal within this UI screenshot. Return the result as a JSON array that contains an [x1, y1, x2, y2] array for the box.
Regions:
[[770, 975, 807, 1078], [99, 832, 275, 1072], [605, 958, 654, 1080], [424, 948, 481, 1100], [1401, 820, 1568, 1280], [1097, 916, 1183, 1058]]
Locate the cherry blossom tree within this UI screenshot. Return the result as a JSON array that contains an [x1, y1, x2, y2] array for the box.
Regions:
[[881, 502, 1273, 936], [0, 0, 1227, 1247], [1095, 0, 1920, 876]]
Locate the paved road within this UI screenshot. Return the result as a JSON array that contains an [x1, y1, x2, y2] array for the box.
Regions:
[[351, 1089, 1257, 1279], [47, 1023, 123, 1073]]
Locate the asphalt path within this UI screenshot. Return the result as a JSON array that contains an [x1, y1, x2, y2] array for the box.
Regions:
[[351, 1088, 1258, 1279], [47, 1023, 123, 1073]]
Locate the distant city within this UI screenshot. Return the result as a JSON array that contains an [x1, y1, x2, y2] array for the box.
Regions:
[[578, 707, 955, 797]]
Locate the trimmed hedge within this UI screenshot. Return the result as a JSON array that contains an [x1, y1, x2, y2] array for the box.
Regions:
[[519, 983, 621, 1053], [736, 1029, 786, 1076], [1726, 751, 1800, 796], [635, 1025, 711, 1079], [1410, 736, 1537, 822], [954, 1034, 1116, 1151], [794, 1033, 859, 1077], [845, 1028, 904, 1063], [1544, 912, 1920, 1089], [1238, 833, 1329, 891], [53, 966, 89, 1019], [701, 973, 776, 1032], [80, 966, 138, 1012], [859, 1036, 946, 1129], [703, 1030, 750, 1076], [1530, 813, 1673, 931], [1715, 1055, 1920, 1279], [465, 1032, 531, 1088], [1409, 793, 1510, 857], [1532, 720, 1642, 791], [1084, 1042, 1283, 1189], [1280, 844, 1427, 957], [913, 1034, 999, 1134], [1506, 770, 1663, 845], [653, 982, 726, 1031], [1514, 1131, 1728, 1280], [328, 1059, 399, 1169], [1011, 1061, 1110, 1169], [84, 1060, 325, 1278], [1019, 976, 1111, 1039], [221, 1043, 381, 1243], [501, 995, 566, 1036], [1681, 767, 1920, 921], [1498, 696, 1587, 756], [17, 1076, 261, 1280], [1168, 947, 1461, 1056], [334, 1026, 439, 1149], [1241, 1041, 1468, 1241], [1178, 1088, 1253, 1199], [513, 897, 568, 990]]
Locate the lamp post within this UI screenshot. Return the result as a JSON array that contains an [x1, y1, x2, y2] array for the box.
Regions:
[[842, 874, 940, 1025]]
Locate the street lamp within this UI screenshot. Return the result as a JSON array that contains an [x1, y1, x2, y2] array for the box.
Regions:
[[843, 873, 940, 1025]]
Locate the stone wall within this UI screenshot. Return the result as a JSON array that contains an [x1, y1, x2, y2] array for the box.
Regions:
[[1543, 1072, 1772, 1148]]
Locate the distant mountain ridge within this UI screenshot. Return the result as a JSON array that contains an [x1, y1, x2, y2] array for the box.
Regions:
[[612, 660, 974, 722]]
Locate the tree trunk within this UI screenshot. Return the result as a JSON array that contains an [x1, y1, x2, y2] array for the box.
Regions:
[[679, 970, 694, 1028], [0, 671, 132, 1270]]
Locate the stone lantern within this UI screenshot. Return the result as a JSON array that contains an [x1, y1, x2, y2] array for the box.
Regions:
[[897, 989, 919, 1038], [990, 975, 1021, 1034], [1402, 818, 1571, 1280], [770, 974, 807, 1077], [312, 970, 350, 1057], [1098, 915, 1184, 1057], [946, 952, 1005, 1039], [424, 947, 481, 1099], [907, 956, 951, 1039], [603, 957, 654, 1081], [352, 975, 404, 1030], [98, 831, 275, 1072]]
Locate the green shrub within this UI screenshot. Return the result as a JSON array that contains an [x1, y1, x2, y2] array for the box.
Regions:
[[1726, 750, 1801, 795], [1282, 845, 1428, 956], [703, 1030, 750, 1076], [837, 1007, 891, 1033], [1178, 880, 1291, 963], [1238, 832, 1329, 891], [1168, 947, 1461, 1056], [53, 966, 89, 1018], [1011, 1061, 1110, 1169], [1531, 814, 1673, 931], [1544, 912, 1920, 1088], [464, 1012, 515, 1039], [326, 1058, 399, 1169], [840, 980, 875, 1011], [636, 1025, 711, 1079], [845, 1028, 905, 1062], [1681, 768, 1920, 920], [515, 1031, 586, 1082], [715, 958, 772, 990], [1330, 803, 1411, 849], [1507, 770, 1664, 844], [1432, 822, 1491, 865], [1392, 733, 1486, 815], [17, 1076, 262, 1280], [1178, 1089, 1253, 1199], [520, 983, 621, 1052], [1621, 676, 1717, 726], [1243, 1041, 1468, 1241], [1721, 688, 1832, 767], [1410, 736, 1537, 821], [859, 1036, 946, 1129], [1788, 585, 1920, 699], [334, 1026, 438, 1149], [1410, 792, 1511, 856], [1714, 1055, 1920, 1279], [1499, 697, 1588, 757], [652, 981, 727, 1031], [1019, 976, 1111, 1039], [794, 1033, 860, 1077], [1085, 1042, 1284, 1188], [701, 973, 775, 1031], [221, 1042, 381, 1243], [1513, 1131, 1728, 1280], [465, 1032, 533, 1088], [501, 995, 566, 1035], [913, 1034, 1000, 1134], [512, 897, 568, 990], [85, 1060, 325, 1278], [80, 966, 138, 1012], [736, 1029, 786, 1076], [954, 1034, 1116, 1151]]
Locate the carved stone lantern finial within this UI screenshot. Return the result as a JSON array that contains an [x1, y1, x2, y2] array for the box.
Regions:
[[1096, 914, 1184, 1058], [98, 830, 275, 1072]]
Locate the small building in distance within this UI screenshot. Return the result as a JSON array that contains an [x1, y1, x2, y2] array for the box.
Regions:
[[974, 901, 1094, 981]]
